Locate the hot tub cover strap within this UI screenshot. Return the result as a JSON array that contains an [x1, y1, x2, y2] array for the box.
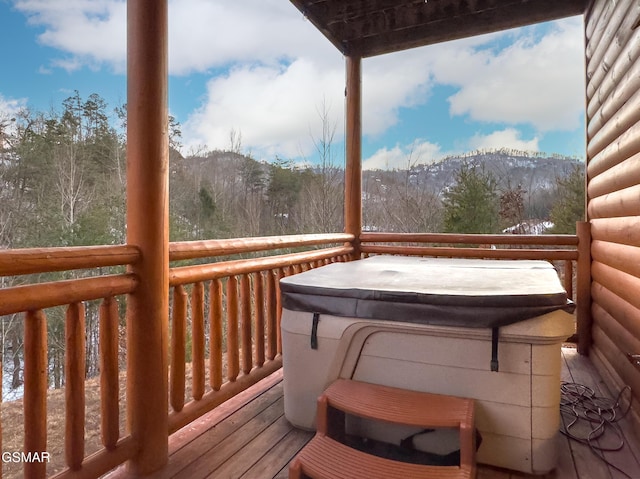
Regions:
[[491, 327, 500, 372]]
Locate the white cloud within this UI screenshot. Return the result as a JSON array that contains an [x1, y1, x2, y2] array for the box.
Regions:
[[468, 128, 539, 152], [362, 51, 433, 137], [183, 58, 345, 159], [14, 0, 334, 74], [363, 140, 442, 170], [16, 0, 127, 72], [12, 1, 584, 160], [181, 49, 439, 159], [436, 18, 585, 131], [167, 0, 335, 75]]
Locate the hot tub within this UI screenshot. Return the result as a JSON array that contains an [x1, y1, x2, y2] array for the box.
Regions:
[[280, 256, 575, 474]]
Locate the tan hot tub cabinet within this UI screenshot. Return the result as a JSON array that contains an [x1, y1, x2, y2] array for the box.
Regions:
[[280, 256, 575, 475]]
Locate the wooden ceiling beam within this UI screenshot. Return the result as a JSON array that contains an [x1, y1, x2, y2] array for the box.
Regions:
[[290, 0, 588, 57]]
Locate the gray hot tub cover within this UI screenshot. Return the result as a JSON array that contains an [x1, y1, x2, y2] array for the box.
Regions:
[[280, 256, 575, 329]]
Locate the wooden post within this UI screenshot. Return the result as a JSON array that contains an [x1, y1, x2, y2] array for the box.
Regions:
[[345, 55, 362, 259], [126, 0, 169, 473], [577, 221, 592, 355]]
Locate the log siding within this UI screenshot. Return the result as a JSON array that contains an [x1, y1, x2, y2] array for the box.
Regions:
[[585, 0, 640, 428]]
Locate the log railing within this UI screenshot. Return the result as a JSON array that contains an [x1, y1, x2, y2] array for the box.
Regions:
[[360, 231, 580, 301], [0, 234, 352, 479], [165, 234, 354, 433], [0, 245, 140, 479], [0, 229, 592, 479], [359, 229, 592, 350]]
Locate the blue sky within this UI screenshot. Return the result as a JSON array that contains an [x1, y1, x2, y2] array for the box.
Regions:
[[0, 1, 586, 169]]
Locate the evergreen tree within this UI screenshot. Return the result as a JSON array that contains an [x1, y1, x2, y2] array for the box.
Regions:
[[442, 163, 500, 233], [548, 164, 585, 234]]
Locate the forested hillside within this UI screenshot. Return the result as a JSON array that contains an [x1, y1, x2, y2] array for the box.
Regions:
[[0, 92, 584, 401], [362, 150, 583, 234], [1, 92, 584, 250]]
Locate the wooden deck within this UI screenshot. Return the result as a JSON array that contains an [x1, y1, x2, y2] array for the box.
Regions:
[[107, 346, 640, 479]]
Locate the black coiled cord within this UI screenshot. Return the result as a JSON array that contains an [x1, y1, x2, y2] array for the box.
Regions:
[[560, 381, 633, 478]]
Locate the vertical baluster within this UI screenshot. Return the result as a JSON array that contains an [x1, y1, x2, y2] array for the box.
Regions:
[[170, 286, 187, 412], [276, 268, 284, 355], [209, 279, 223, 391], [253, 272, 265, 368], [65, 302, 86, 470], [227, 276, 239, 382], [24, 309, 47, 478], [192, 282, 205, 400], [240, 274, 253, 374], [100, 297, 120, 449], [266, 271, 277, 361]]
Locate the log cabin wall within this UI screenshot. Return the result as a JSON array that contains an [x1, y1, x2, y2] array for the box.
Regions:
[[585, 0, 640, 425]]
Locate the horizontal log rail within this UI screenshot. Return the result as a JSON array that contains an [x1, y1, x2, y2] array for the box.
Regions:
[[360, 232, 578, 245], [0, 274, 138, 317], [360, 231, 582, 304], [170, 233, 354, 261], [361, 244, 578, 261], [50, 437, 137, 479], [169, 245, 353, 285], [0, 245, 140, 276]]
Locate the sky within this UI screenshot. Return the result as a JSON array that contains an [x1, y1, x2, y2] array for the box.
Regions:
[[0, 0, 587, 170]]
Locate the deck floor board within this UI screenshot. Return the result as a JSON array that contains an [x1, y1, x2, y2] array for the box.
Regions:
[[107, 347, 640, 479]]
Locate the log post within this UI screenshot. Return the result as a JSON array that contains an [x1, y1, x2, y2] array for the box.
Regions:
[[577, 221, 592, 355], [345, 55, 362, 259], [126, 0, 169, 473]]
